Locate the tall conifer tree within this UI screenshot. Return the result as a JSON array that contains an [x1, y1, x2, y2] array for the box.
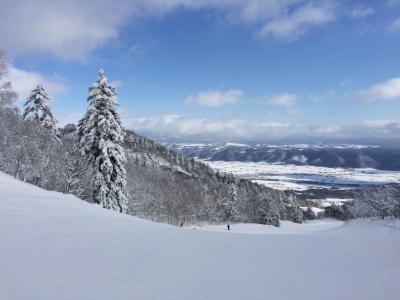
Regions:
[[77, 70, 127, 213]]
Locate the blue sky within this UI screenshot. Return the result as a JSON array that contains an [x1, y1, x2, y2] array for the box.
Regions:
[[1, 0, 400, 143]]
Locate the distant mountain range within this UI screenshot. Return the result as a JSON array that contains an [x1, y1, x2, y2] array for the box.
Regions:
[[166, 143, 400, 171]]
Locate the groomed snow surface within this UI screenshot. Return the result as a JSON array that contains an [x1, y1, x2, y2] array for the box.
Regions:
[[1, 172, 400, 300]]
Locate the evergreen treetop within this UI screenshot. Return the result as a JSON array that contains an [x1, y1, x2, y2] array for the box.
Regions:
[[23, 84, 57, 132]]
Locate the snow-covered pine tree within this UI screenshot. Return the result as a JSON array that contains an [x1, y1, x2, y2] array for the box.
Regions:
[[77, 69, 128, 213], [23, 84, 57, 133]]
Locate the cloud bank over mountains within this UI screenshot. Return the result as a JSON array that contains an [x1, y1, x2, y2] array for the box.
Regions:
[[124, 114, 400, 144]]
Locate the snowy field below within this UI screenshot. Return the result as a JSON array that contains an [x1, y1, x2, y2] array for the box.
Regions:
[[205, 160, 400, 191], [1, 172, 400, 300]]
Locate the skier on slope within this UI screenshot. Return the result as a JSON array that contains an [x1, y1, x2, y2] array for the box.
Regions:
[[227, 224, 230, 231]]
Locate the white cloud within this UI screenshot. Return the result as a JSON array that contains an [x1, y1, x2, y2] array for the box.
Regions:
[[267, 93, 296, 107], [258, 3, 335, 40], [5, 66, 68, 102], [124, 114, 304, 140], [0, 0, 338, 60], [0, 1, 122, 60], [123, 114, 400, 142], [266, 93, 302, 114], [184, 89, 242, 107], [355, 77, 400, 101]]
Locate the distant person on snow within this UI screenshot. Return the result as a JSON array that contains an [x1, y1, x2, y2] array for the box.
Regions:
[[227, 224, 230, 231]]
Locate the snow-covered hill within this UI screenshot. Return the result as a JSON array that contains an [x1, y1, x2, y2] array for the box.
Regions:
[[1, 172, 400, 300]]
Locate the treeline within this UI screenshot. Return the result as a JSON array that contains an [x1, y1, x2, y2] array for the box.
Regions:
[[323, 186, 400, 220], [0, 107, 68, 189]]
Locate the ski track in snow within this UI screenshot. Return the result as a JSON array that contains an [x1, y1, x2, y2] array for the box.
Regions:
[[1, 172, 400, 300]]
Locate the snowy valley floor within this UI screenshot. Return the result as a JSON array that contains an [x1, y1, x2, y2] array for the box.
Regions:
[[205, 160, 400, 191], [1, 172, 400, 300]]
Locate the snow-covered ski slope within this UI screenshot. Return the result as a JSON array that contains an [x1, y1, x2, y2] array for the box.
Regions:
[[1, 172, 400, 300]]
